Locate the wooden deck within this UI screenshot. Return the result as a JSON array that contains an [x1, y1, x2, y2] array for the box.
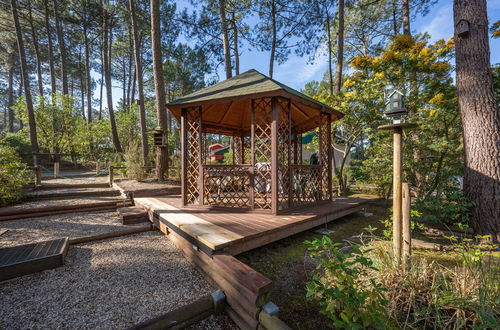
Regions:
[[0, 238, 69, 282], [135, 195, 368, 256]]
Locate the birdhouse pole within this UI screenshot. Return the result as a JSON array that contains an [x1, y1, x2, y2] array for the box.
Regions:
[[379, 90, 416, 266]]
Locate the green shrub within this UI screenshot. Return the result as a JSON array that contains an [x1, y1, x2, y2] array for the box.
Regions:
[[0, 131, 31, 163], [305, 236, 389, 329], [0, 145, 30, 206], [124, 140, 147, 181], [415, 188, 473, 226]]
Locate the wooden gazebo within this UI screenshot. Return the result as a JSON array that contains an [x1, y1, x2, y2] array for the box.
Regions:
[[167, 69, 343, 215]]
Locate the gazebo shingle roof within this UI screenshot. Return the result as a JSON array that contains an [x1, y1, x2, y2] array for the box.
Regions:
[[167, 69, 343, 135]]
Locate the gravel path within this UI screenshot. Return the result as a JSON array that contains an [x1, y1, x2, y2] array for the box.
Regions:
[[114, 179, 179, 191], [0, 196, 124, 211], [0, 232, 217, 329], [0, 210, 140, 248]]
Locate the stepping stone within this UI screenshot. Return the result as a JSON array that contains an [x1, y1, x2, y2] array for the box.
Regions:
[[118, 206, 149, 225], [0, 238, 69, 282]]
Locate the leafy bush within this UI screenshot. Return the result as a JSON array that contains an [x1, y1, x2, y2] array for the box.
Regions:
[[415, 188, 473, 226], [0, 146, 30, 206], [124, 140, 147, 181], [305, 236, 389, 328], [0, 131, 32, 163]]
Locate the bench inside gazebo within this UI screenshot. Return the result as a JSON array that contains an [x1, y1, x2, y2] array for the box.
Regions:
[[135, 70, 368, 255]]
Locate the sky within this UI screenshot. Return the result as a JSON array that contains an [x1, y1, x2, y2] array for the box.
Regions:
[[104, 0, 500, 108]]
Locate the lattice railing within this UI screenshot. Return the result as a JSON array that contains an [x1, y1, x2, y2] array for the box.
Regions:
[[253, 98, 272, 209], [203, 165, 250, 208], [186, 108, 200, 204], [290, 165, 323, 207], [319, 113, 331, 200]]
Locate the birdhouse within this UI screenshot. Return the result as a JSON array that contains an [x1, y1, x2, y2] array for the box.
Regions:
[[153, 127, 166, 147], [384, 90, 408, 122], [456, 19, 470, 38]]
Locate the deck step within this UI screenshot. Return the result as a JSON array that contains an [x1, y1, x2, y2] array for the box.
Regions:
[[0, 238, 69, 282], [118, 206, 149, 225]]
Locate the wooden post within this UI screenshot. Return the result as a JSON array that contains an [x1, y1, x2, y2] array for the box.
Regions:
[[271, 97, 278, 215], [198, 106, 204, 206], [108, 165, 114, 187], [53, 162, 60, 178], [402, 182, 412, 261], [96, 162, 100, 175], [181, 108, 188, 206], [393, 126, 403, 264], [35, 165, 42, 186], [250, 100, 255, 210]]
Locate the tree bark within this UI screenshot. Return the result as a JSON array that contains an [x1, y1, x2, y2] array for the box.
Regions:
[[10, 0, 39, 157], [219, 0, 232, 79], [151, 0, 169, 181], [326, 9, 333, 96], [83, 24, 92, 123], [7, 56, 14, 133], [28, 0, 44, 97], [402, 0, 411, 36], [269, 0, 276, 78], [335, 0, 344, 93], [102, 4, 123, 152], [129, 0, 149, 165], [53, 0, 68, 95], [231, 12, 239, 75], [44, 0, 57, 96], [79, 51, 86, 121], [454, 0, 500, 242]]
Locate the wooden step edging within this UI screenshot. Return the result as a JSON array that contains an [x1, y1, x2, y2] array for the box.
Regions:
[[32, 183, 110, 190], [130, 290, 226, 330], [68, 224, 153, 245], [0, 200, 132, 222]]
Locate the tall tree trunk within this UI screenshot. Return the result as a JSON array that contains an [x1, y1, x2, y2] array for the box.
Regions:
[[392, 0, 398, 36], [151, 0, 169, 181], [53, 0, 68, 95], [44, 0, 57, 95], [79, 51, 86, 121], [269, 0, 277, 78], [83, 24, 92, 123], [131, 67, 136, 102], [7, 57, 14, 133], [402, 0, 411, 36], [231, 12, 239, 75], [129, 0, 149, 165], [454, 0, 500, 242], [10, 0, 39, 157], [103, 4, 123, 152], [326, 9, 334, 97], [219, 0, 232, 79], [28, 0, 44, 97], [335, 0, 345, 93]]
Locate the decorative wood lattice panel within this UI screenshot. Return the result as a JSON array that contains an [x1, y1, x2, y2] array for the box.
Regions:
[[319, 113, 331, 200], [203, 166, 250, 208], [243, 136, 251, 164], [253, 98, 272, 209], [291, 165, 322, 207], [277, 97, 290, 210], [234, 136, 243, 164], [186, 108, 200, 204]]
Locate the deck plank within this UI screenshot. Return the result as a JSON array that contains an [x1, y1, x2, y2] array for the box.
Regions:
[[135, 196, 368, 254]]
